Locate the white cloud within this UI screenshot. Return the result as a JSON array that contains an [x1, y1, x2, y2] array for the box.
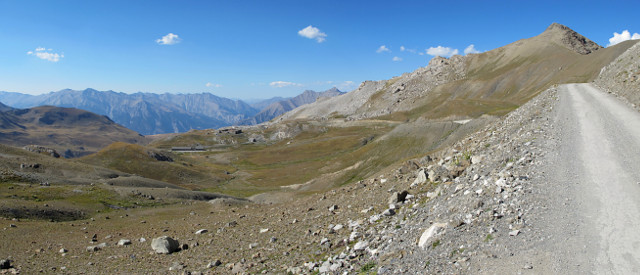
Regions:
[[27, 47, 64, 62], [426, 46, 459, 57], [464, 44, 481, 55], [336, 81, 356, 91], [206, 82, 222, 88], [156, 33, 182, 45], [392, 56, 403, 62], [298, 25, 327, 43], [607, 30, 640, 47], [400, 45, 417, 53], [270, 81, 303, 88], [376, 45, 390, 53]]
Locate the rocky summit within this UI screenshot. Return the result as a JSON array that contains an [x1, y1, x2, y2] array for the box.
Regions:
[[0, 23, 639, 274]]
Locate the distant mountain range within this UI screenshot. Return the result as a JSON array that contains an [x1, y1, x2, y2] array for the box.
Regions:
[[0, 87, 343, 135]]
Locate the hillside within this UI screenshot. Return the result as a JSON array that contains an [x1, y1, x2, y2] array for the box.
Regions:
[[282, 23, 630, 123], [0, 105, 146, 157], [595, 40, 640, 108], [240, 87, 345, 125], [137, 24, 636, 201]]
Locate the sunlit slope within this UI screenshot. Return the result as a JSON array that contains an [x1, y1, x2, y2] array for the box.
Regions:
[[149, 24, 635, 198]]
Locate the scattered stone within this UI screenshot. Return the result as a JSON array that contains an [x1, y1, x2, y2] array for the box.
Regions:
[[389, 190, 409, 204], [524, 265, 533, 269], [329, 205, 339, 212], [151, 236, 180, 254], [86, 245, 101, 252], [169, 262, 184, 271], [59, 248, 67, 253], [332, 224, 343, 232], [118, 239, 132, 246], [418, 223, 448, 249], [139, 237, 146, 243], [259, 228, 269, 233], [383, 209, 396, 216], [509, 230, 520, 236], [353, 240, 368, 251], [0, 259, 12, 269], [207, 260, 222, 268], [471, 155, 484, 164], [320, 238, 330, 246], [411, 170, 428, 187], [349, 231, 361, 242], [195, 229, 208, 234]]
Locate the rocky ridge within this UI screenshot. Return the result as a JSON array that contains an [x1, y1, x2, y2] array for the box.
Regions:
[[280, 55, 466, 121], [542, 23, 603, 55]]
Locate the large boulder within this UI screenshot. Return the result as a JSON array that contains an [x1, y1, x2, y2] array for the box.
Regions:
[[151, 236, 180, 254]]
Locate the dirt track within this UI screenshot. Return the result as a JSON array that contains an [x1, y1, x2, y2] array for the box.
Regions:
[[543, 83, 640, 274]]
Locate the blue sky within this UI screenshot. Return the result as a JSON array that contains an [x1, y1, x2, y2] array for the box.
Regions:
[[1, 0, 639, 100]]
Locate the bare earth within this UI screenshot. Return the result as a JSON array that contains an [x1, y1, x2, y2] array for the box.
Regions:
[[545, 83, 640, 274]]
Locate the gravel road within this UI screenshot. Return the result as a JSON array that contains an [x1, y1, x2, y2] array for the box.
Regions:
[[543, 83, 640, 274]]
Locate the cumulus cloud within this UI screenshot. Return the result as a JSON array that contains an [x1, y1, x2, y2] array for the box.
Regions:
[[270, 81, 303, 88], [206, 82, 222, 88], [27, 47, 64, 62], [464, 44, 481, 55], [607, 30, 640, 47], [156, 33, 182, 45], [392, 56, 403, 62], [426, 46, 459, 57], [376, 45, 390, 53], [298, 25, 327, 43]]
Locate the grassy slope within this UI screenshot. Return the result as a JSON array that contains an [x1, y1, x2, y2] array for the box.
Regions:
[[80, 142, 232, 190], [0, 106, 147, 156]]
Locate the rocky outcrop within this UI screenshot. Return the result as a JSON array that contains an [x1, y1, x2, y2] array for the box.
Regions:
[[542, 23, 603, 54], [594, 41, 640, 110], [22, 145, 61, 158]]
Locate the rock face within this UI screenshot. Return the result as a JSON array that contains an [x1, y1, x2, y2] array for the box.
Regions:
[[542, 23, 603, 54], [151, 236, 180, 254]]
